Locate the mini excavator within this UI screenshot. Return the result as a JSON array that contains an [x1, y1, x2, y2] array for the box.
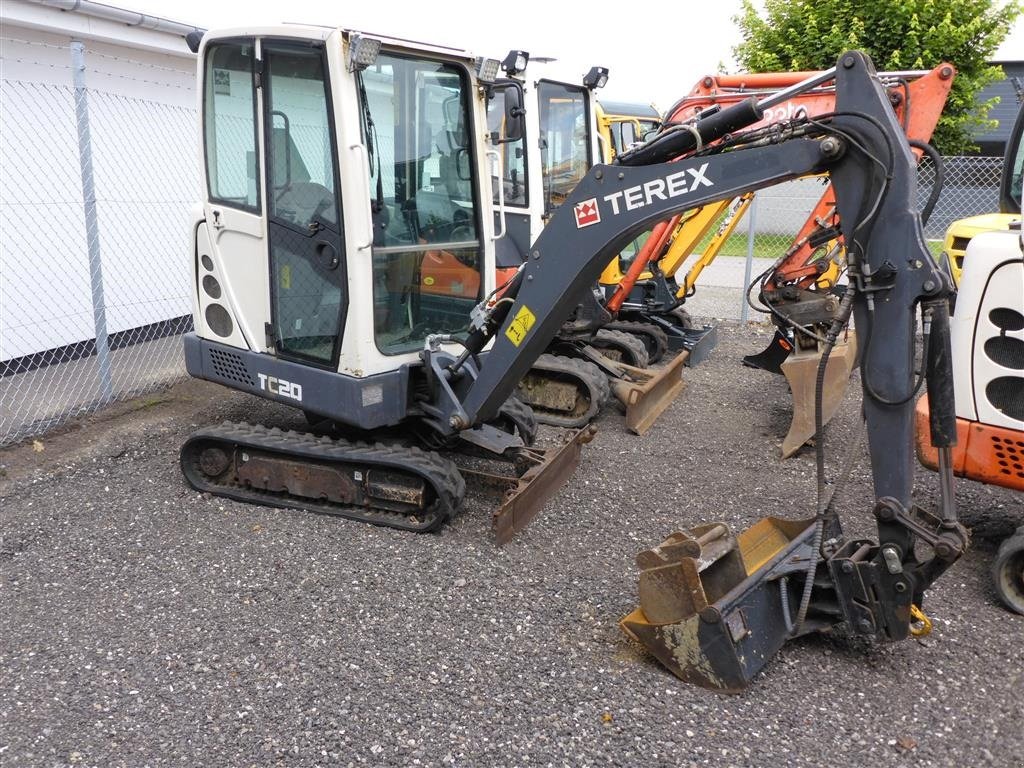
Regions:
[[916, 105, 1024, 614], [181, 29, 967, 688]]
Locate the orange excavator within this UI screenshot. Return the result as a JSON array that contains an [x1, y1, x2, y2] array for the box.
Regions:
[[599, 63, 955, 456]]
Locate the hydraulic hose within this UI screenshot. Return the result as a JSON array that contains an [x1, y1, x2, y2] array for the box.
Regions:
[[793, 284, 857, 634], [907, 139, 944, 226]]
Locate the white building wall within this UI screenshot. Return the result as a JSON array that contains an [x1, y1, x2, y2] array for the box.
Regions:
[[0, 2, 199, 360]]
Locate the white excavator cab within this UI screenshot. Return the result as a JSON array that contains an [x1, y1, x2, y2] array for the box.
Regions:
[[188, 27, 517, 425], [486, 60, 605, 279]]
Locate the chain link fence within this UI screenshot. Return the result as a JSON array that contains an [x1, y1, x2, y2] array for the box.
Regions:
[[0, 41, 1006, 443], [1, 39, 197, 446]]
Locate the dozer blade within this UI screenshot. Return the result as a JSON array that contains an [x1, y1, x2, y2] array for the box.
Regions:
[[608, 351, 688, 435], [780, 332, 858, 458], [620, 517, 818, 693], [459, 426, 597, 545]]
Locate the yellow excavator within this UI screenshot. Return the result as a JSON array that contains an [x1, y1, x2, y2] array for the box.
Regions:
[[180, 28, 968, 693], [595, 99, 661, 159], [939, 98, 1023, 283]]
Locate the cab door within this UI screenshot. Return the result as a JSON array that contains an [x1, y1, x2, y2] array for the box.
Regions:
[[262, 41, 347, 367], [200, 38, 267, 350]]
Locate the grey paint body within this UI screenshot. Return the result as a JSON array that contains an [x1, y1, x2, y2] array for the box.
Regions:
[[184, 334, 411, 429]]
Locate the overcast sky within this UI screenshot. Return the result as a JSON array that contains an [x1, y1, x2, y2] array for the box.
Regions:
[[120, 0, 1024, 111]]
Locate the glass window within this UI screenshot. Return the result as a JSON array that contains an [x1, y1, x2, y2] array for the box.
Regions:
[[611, 118, 659, 157], [538, 82, 591, 213], [487, 87, 528, 206], [265, 44, 345, 366], [266, 48, 338, 230], [358, 54, 483, 355], [203, 41, 260, 211], [1009, 123, 1023, 210]]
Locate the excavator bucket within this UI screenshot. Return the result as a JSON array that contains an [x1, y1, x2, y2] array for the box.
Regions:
[[780, 332, 858, 458], [620, 517, 818, 692], [608, 351, 688, 435]]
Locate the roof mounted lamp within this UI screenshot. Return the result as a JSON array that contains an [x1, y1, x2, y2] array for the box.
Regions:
[[476, 57, 501, 84], [347, 34, 382, 72], [583, 66, 609, 90], [501, 50, 529, 76]]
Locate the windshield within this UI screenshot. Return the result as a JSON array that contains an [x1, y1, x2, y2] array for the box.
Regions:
[[359, 53, 483, 355], [538, 81, 591, 213]]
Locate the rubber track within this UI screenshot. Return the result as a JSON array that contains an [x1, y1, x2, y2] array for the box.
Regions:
[[516, 353, 611, 428], [669, 306, 695, 330], [496, 395, 539, 445], [181, 422, 465, 533], [605, 320, 669, 364], [593, 328, 650, 368]]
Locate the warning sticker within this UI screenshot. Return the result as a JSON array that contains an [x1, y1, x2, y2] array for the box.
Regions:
[[573, 197, 601, 228], [504, 304, 536, 347]]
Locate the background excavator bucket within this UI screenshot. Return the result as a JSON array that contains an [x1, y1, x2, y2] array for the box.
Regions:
[[608, 351, 688, 435], [780, 333, 858, 458], [621, 517, 817, 692]]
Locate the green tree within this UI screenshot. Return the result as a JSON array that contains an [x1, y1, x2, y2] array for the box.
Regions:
[[733, 0, 1022, 153]]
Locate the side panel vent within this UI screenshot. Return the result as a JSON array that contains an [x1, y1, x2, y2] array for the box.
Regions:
[[208, 347, 255, 387], [991, 435, 1024, 483], [971, 259, 1024, 430]]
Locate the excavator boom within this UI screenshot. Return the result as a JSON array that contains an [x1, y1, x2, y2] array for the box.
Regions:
[[424, 52, 964, 690]]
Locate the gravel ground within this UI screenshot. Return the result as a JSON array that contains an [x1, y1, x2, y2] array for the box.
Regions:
[[2, 323, 1021, 767]]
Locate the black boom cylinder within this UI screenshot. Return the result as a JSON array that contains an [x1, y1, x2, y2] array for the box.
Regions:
[[617, 97, 764, 167], [924, 299, 958, 448]]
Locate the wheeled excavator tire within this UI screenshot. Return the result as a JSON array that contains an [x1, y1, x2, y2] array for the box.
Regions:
[[591, 328, 650, 368], [992, 525, 1024, 615], [515, 353, 611, 428], [605, 321, 669, 364], [181, 423, 466, 533]]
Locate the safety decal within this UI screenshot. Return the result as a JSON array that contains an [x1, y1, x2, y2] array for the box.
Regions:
[[573, 198, 601, 228], [504, 304, 537, 347]]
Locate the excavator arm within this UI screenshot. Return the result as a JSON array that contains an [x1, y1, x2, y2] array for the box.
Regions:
[[423, 51, 967, 690]]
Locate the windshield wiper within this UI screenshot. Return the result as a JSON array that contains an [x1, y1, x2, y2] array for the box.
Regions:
[[356, 71, 385, 215]]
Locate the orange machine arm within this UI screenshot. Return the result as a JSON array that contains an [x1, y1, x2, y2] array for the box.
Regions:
[[605, 63, 955, 311]]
